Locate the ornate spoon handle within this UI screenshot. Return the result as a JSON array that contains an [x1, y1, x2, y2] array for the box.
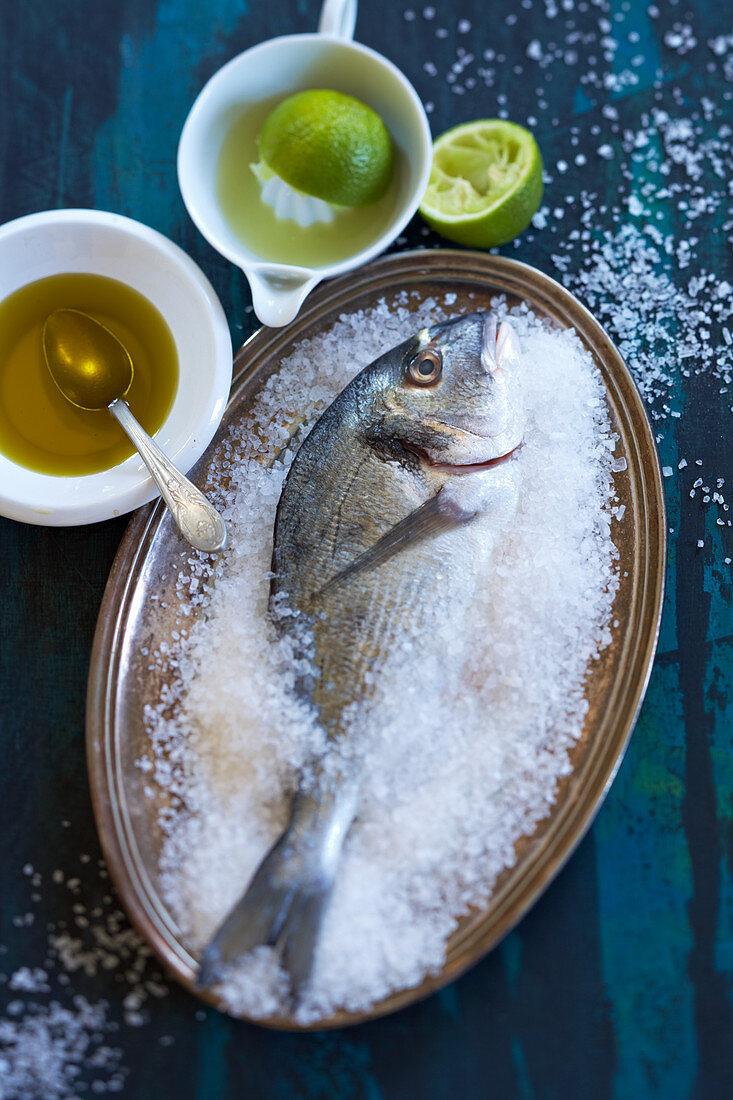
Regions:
[[109, 398, 227, 553]]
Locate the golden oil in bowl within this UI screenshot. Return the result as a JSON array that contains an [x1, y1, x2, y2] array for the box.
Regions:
[[0, 273, 179, 476]]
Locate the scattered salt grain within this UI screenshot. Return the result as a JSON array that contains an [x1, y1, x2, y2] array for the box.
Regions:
[[0, 855, 172, 1096], [0, 999, 124, 1099]]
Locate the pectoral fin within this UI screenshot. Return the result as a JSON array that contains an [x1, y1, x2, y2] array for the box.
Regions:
[[314, 491, 475, 600]]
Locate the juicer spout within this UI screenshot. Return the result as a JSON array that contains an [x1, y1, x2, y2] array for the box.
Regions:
[[245, 265, 320, 328]]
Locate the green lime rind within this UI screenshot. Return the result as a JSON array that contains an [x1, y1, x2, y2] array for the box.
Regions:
[[259, 89, 395, 208], [419, 119, 544, 248]]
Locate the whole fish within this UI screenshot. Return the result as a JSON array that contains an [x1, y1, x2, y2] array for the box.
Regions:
[[198, 311, 525, 995]]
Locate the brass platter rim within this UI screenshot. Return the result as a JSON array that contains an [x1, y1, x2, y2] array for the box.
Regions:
[[86, 249, 667, 1030]]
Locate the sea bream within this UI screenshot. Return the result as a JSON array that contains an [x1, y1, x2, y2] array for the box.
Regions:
[[198, 311, 525, 995]]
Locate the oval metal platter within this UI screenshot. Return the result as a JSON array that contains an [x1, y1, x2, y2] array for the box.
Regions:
[[87, 250, 666, 1029]]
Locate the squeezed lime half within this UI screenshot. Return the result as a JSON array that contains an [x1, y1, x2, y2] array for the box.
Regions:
[[419, 119, 544, 248]]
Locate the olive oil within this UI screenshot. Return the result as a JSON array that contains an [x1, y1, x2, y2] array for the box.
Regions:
[[216, 95, 405, 267], [0, 273, 178, 476]]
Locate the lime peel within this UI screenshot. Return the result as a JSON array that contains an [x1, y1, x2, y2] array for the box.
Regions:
[[419, 119, 544, 248], [259, 89, 395, 208]]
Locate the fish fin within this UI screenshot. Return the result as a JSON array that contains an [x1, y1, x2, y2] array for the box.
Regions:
[[196, 830, 299, 989], [315, 490, 474, 599], [280, 885, 332, 1000], [197, 787, 356, 997]]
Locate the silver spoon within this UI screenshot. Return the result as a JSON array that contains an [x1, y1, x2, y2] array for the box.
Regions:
[[43, 308, 227, 553]]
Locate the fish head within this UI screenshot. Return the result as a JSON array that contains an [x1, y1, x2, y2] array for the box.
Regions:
[[370, 312, 524, 469]]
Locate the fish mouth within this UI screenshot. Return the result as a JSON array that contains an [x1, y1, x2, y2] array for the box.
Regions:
[[401, 439, 523, 474], [429, 441, 523, 474]]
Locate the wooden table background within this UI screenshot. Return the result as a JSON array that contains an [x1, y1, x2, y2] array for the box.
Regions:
[[0, 0, 731, 1096]]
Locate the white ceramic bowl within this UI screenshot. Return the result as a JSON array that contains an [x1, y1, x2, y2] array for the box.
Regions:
[[0, 209, 232, 526], [177, 7, 432, 327]]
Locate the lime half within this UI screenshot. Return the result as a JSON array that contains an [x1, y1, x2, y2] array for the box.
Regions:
[[259, 89, 394, 208], [419, 119, 544, 248]]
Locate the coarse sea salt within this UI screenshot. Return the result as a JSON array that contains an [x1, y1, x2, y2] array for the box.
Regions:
[[0, 857, 171, 1097], [140, 295, 620, 1024]]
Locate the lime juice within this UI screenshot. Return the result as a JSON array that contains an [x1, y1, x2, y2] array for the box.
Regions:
[[216, 95, 405, 268]]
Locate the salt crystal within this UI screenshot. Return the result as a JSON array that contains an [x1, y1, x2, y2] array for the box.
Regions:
[[0, 848, 165, 1096]]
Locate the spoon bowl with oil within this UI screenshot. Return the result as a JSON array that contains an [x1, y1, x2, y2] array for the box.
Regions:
[[43, 308, 227, 553]]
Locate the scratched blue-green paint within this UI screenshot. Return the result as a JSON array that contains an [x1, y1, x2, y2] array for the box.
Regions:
[[194, 1010, 231, 1100], [655, 433, 678, 661], [573, 85, 596, 115], [269, 1033, 381, 1100], [706, 548, 733, 641], [707, 643, 733, 981], [498, 930, 539, 1097], [658, 537, 678, 658], [56, 86, 74, 207], [595, 664, 696, 1100], [93, 0, 248, 238], [436, 980, 462, 1022], [607, 0, 663, 98], [510, 1035, 535, 1100], [572, 0, 663, 117], [500, 931, 522, 997]]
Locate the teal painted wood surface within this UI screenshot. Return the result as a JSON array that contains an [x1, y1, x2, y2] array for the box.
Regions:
[[0, 0, 731, 1096]]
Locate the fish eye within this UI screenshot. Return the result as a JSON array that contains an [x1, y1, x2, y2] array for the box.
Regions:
[[407, 348, 443, 386]]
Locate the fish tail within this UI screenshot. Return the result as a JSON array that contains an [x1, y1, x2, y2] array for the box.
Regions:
[[196, 831, 298, 989], [197, 780, 358, 998], [279, 881, 333, 994]]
